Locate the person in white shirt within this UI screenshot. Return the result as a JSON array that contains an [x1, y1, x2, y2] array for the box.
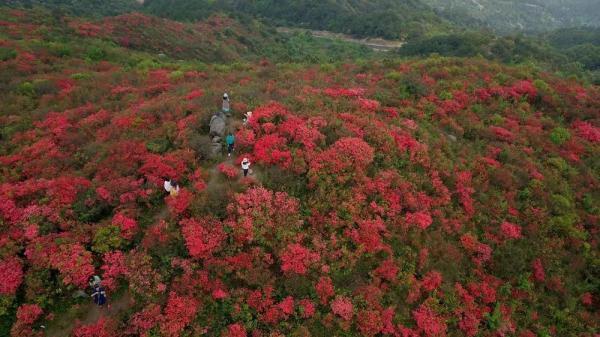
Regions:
[[164, 178, 173, 195], [164, 178, 180, 196], [241, 158, 251, 177], [243, 111, 253, 126]]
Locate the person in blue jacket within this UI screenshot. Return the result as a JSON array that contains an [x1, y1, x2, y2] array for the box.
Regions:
[[91, 284, 106, 306], [226, 132, 235, 157]]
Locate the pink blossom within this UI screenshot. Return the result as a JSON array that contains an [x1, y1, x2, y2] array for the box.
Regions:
[[330, 296, 353, 321], [501, 221, 522, 239]]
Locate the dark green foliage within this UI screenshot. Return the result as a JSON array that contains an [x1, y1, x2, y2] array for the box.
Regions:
[[399, 32, 489, 57], [85, 46, 107, 61], [0, 47, 17, 61], [146, 138, 172, 154], [142, 0, 451, 40], [550, 127, 571, 145], [7, 0, 141, 17], [72, 189, 112, 223]]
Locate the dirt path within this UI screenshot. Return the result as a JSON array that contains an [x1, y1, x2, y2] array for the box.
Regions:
[[45, 290, 134, 337], [276, 27, 405, 52]]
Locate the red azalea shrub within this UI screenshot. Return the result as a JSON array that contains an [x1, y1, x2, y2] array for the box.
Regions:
[[0, 257, 23, 295], [100, 251, 127, 291], [112, 212, 138, 240], [421, 271, 443, 292], [375, 259, 399, 282], [413, 304, 447, 337], [10, 303, 43, 337], [166, 188, 193, 215], [226, 187, 299, 244], [489, 126, 515, 142], [73, 318, 116, 337], [218, 163, 239, 179], [186, 89, 204, 100], [49, 243, 94, 288], [316, 276, 335, 305], [298, 299, 315, 318], [180, 217, 226, 259], [532, 258, 545, 282], [357, 310, 383, 337], [224, 323, 247, 337], [160, 292, 199, 337], [347, 217, 389, 253], [572, 120, 600, 143], [330, 296, 353, 321], [406, 211, 433, 230], [253, 134, 292, 168], [280, 243, 320, 275], [501, 221, 522, 239], [126, 304, 162, 337], [455, 171, 475, 216], [309, 137, 374, 184]]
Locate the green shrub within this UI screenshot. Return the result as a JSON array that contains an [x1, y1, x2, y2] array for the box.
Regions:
[[33, 79, 59, 96], [146, 138, 171, 154], [71, 72, 92, 80], [72, 190, 112, 223], [550, 127, 571, 145], [48, 42, 72, 57], [399, 75, 429, 98], [438, 90, 453, 100], [550, 194, 573, 215], [385, 71, 402, 81], [17, 82, 36, 96], [0, 47, 17, 61], [169, 70, 184, 80], [92, 225, 123, 253], [85, 46, 107, 61]]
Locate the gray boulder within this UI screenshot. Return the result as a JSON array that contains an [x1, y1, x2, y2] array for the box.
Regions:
[[209, 113, 227, 138], [209, 141, 223, 158]]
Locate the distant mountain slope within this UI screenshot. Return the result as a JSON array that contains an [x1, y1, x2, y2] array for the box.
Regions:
[[141, 0, 454, 39], [424, 0, 600, 33], [0, 7, 373, 64], [4, 0, 142, 17]]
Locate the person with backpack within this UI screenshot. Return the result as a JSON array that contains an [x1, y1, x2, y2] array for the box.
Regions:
[[169, 181, 180, 197], [226, 132, 235, 157], [241, 158, 251, 177]]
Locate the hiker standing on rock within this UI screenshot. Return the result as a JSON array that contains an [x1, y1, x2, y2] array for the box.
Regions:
[[241, 158, 251, 177], [222, 93, 230, 113], [226, 132, 235, 157]]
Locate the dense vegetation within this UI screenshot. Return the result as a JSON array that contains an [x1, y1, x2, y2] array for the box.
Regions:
[[397, 30, 600, 84], [140, 0, 453, 40], [4, 0, 141, 17], [1, 7, 599, 337], [424, 0, 600, 33], [0, 8, 373, 65]]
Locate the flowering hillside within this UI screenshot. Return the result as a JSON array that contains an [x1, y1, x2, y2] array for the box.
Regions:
[[1, 7, 599, 337]]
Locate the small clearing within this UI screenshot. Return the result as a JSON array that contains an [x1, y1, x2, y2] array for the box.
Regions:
[[276, 27, 404, 52]]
